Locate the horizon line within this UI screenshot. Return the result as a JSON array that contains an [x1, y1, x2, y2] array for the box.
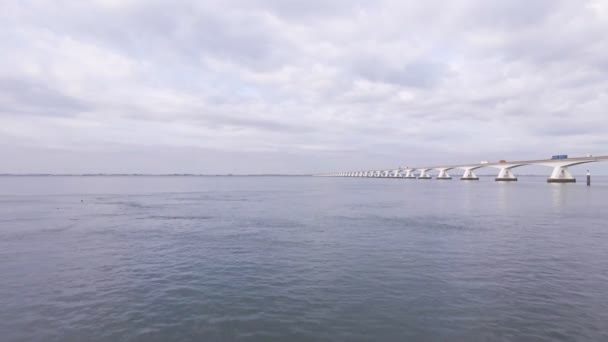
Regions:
[[1, 173, 606, 177]]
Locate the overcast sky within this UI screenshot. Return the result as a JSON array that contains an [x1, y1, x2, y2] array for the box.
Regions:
[[1, 0, 607, 174]]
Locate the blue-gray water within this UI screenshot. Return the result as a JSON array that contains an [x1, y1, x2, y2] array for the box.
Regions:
[[1, 176, 608, 341]]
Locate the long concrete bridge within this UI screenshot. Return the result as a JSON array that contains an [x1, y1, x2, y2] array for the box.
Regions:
[[316, 155, 608, 183]]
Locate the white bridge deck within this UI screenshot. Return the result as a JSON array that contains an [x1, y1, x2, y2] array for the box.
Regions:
[[412, 155, 608, 170]]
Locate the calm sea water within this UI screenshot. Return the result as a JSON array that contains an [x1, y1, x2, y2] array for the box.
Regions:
[[1, 176, 608, 341]]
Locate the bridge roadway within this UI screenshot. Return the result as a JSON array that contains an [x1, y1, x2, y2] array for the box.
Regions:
[[317, 155, 608, 183]]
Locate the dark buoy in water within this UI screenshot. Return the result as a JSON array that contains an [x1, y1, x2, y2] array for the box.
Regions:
[[587, 169, 591, 186]]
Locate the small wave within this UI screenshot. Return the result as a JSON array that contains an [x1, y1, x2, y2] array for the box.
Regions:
[[143, 215, 214, 221]]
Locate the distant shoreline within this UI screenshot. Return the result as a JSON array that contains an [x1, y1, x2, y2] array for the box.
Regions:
[[0, 174, 312, 177], [0, 174, 603, 177]]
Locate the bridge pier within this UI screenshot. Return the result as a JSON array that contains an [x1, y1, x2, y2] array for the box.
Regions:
[[436, 168, 452, 180], [460, 168, 479, 180], [404, 170, 416, 179], [418, 169, 432, 179], [495, 168, 518, 181], [547, 166, 576, 183]]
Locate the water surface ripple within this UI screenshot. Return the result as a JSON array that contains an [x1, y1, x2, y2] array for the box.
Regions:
[[1, 176, 608, 341]]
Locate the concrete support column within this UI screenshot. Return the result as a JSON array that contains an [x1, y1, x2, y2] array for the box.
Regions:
[[547, 166, 576, 183], [436, 169, 452, 180], [495, 168, 518, 181], [418, 169, 432, 179], [404, 170, 416, 179], [461, 169, 479, 180]]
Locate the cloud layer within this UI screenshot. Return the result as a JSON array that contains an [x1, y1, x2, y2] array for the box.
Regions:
[[1, 0, 607, 174]]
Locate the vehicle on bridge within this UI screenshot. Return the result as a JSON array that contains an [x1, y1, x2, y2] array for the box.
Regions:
[[551, 155, 568, 160], [499, 160, 507, 163], [480, 160, 489, 164]]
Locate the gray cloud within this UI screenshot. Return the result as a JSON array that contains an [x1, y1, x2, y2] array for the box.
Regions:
[[353, 58, 448, 88], [0, 78, 91, 116], [1, 0, 607, 174]]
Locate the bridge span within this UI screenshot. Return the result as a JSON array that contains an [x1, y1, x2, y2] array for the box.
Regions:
[[316, 155, 608, 183]]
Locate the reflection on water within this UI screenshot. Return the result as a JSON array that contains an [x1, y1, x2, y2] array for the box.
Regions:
[[550, 182, 568, 210]]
